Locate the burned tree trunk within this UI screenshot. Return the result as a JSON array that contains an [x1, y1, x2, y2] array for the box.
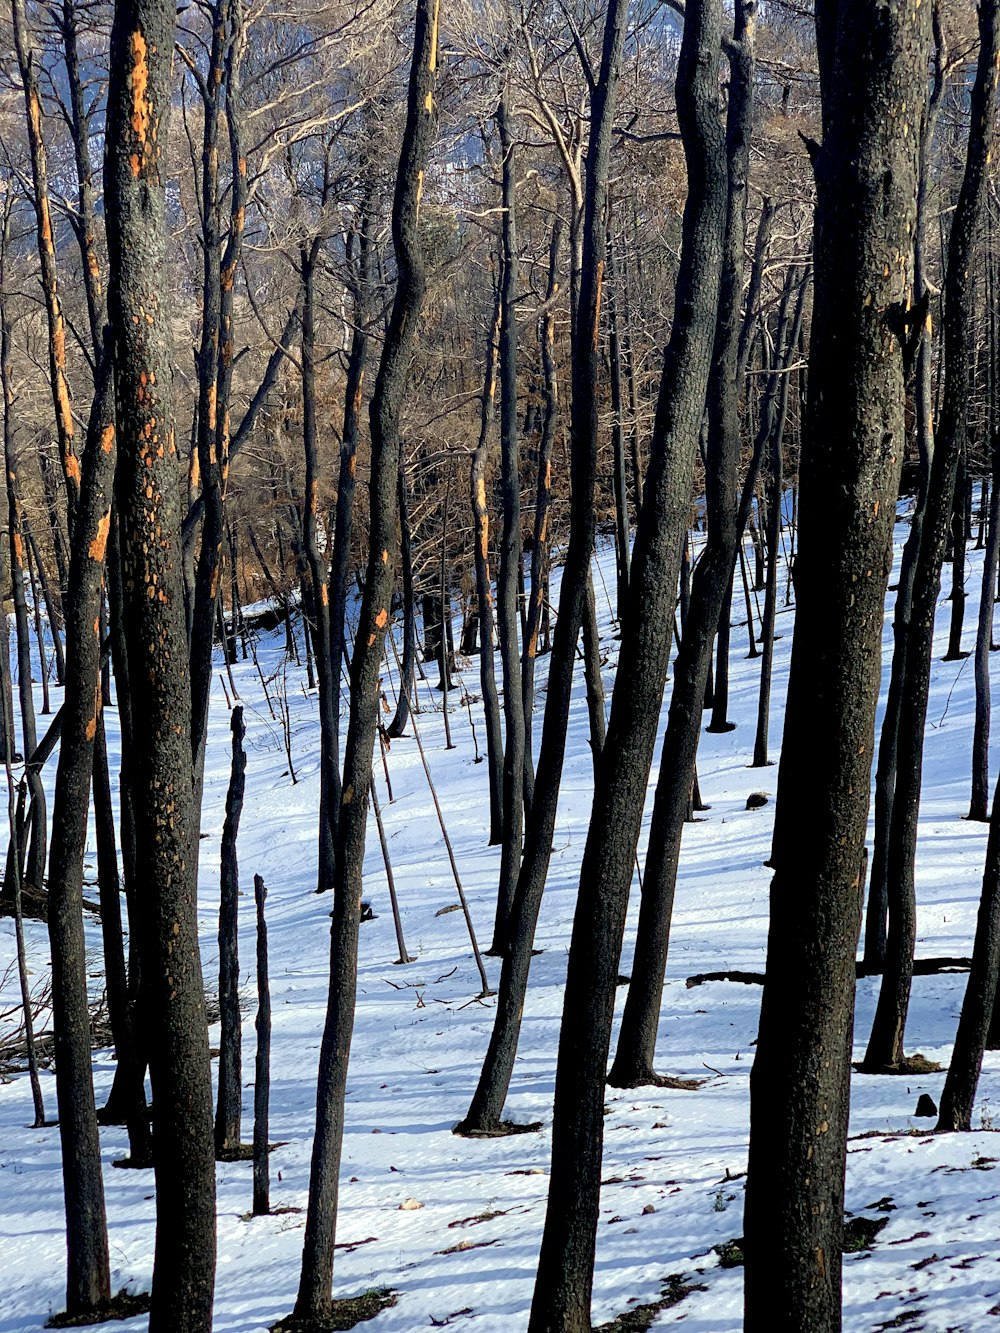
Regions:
[[528, 0, 726, 1321], [522, 216, 563, 810], [493, 83, 526, 950], [456, 0, 628, 1140], [291, 1, 438, 1318], [216, 705, 247, 1155], [43, 344, 117, 1315], [252, 874, 271, 1216], [609, 13, 768, 1088], [864, 0, 999, 1074], [105, 0, 217, 1324], [11, 0, 80, 525], [0, 203, 46, 894], [327, 199, 372, 772], [744, 2, 932, 1329], [469, 281, 505, 842], [387, 465, 417, 738]]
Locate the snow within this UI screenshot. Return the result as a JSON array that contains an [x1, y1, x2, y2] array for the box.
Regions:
[[3, 511, 1000, 1331]]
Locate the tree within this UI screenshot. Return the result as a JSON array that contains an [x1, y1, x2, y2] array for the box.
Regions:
[[456, 0, 629, 1140], [105, 0, 217, 1325], [609, 0, 760, 1089], [864, 0, 999, 1073], [528, 0, 727, 1323], [289, 0, 439, 1318], [743, 2, 932, 1329]]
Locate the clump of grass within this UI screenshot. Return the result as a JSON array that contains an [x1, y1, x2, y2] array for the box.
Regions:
[[47, 1290, 152, 1327], [271, 1288, 398, 1332]]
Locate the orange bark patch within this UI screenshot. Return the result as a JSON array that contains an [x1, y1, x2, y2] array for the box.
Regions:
[[592, 261, 605, 351], [85, 717, 97, 742], [65, 449, 81, 487], [375, 608, 388, 629], [130, 31, 151, 140], [89, 510, 112, 562], [100, 423, 115, 453], [429, 0, 441, 71]]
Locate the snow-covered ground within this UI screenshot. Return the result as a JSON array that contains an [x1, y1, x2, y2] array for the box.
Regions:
[[3, 513, 1000, 1332]]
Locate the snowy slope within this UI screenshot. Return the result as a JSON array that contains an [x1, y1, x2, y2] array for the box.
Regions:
[[2, 514, 1000, 1332]]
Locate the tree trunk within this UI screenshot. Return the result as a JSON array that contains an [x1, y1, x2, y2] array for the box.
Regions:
[[188, 0, 248, 807], [252, 874, 271, 1215], [937, 767, 1000, 1130], [529, 0, 726, 1323], [970, 443, 1000, 821], [608, 230, 631, 624], [11, 0, 80, 525], [216, 705, 246, 1155], [609, 9, 766, 1087], [943, 454, 969, 659], [469, 280, 505, 842], [41, 337, 116, 1319], [493, 83, 526, 952], [743, 3, 932, 1329], [522, 217, 562, 811], [456, 0, 628, 1141], [0, 203, 45, 893], [93, 709, 151, 1162], [300, 249, 340, 894], [386, 465, 417, 738], [24, 517, 65, 685], [864, 0, 998, 1074], [291, 2, 438, 1317], [327, 198, 372, 782], [105, 1, 217, 1323], [25, 524, 51, 717]]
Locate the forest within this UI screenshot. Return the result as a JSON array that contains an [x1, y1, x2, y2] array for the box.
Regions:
[[2, 0, 1000, 1329]]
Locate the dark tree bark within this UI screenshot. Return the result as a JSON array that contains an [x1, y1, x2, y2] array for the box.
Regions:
[[216, 705, 246, 1155], [24, 518, 65, 686], [580, 572, 607, 778], [39, 451, 70, 599], [43, 341, 117, 1313], [438, 472, 455, 749], [937, 766, 1000, 1130], [608, 14, 771, 1087], [290, 2, 438, 1318], [386, 465, 417, 738], [188, 0, 248, 804], [529, 1, 727, 1324], [864, 0, 999, 1073], [25, 521, 51, 717], [863, 16, 946, 968], [327, 199, 372, 774], [751, 286, 804, 768], [252, 873, 271, 1215], [300, 245, 340, 894], [971, 444, 1000, 821], [456, 0, 628, 1141], [943, 454, 969, 660], [0, 205, 46, 893], [469, 281, 505, 842], [11, 0, 80, 525], [493, 82, 526, 951], [522, 216, 563, 810], [105, 1, 217, 1324], [607, 229, 630, 623], [93, 707, 151, 1163], [743, 3, 932, 1329]]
